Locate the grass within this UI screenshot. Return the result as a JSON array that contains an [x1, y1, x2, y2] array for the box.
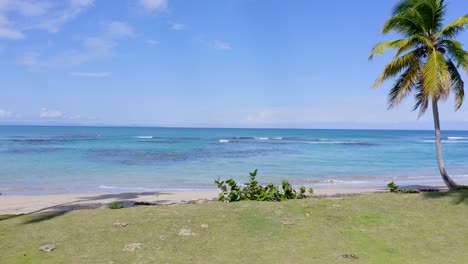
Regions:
[[0, 191, 467, 263]]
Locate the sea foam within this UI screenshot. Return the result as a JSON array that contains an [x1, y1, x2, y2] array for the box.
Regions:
[[99, 185, 152, 190], [447, 136, 466, 140]]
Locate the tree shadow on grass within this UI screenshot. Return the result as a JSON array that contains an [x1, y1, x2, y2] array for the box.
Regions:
[[21, 211, 67, 224], [0, 192, 182, 224], [0, 212, 66, 224], [422, 190, 468, 205], [0, 214, 23, 221], [75, 192, 172, 202]]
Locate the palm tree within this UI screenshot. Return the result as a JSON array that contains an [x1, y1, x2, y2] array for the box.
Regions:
[[369, 0, 468, 190]]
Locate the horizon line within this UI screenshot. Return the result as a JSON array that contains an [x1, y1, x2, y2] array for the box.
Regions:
[[1, 123, 467, 132]]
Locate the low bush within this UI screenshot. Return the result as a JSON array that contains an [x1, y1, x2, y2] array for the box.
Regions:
[[214, 169, 313, 202], [387, 182, 419, 193], [108, 201, 124, 209], [387, 181, 399, 192]]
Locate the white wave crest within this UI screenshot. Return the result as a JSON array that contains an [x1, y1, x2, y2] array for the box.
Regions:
[[134, 136, 154, 139], [420, 139, 468, 143], [255, 137, 269, 140], [419, 140, 434, 143], [447, 136, 466, 140], [99, 185, 152, 190], [321, 179, 347, 183], [219, 139, 230, 143], [308, 141, 362, 144]]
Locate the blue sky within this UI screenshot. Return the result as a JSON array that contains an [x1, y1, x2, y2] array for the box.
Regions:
[[0, 0, 467, 129]]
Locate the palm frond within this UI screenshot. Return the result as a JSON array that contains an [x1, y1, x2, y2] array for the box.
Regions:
[[413, 78, 429, 117], [369, 39, 410, 60], [392, 0, 420, 15], [394, 35, 431, 57], [382, 14, 425, 36], [373, 50, 420, 88], [388, 60, 421, 108], [439, 39, 468, 73], [446, 58, 465, 110], [422, 50, 451, 98], [437, 14, 468, 39], [413, 0, 437, 31], [391, 0, 444, 34], [431, 0, 446, 32]]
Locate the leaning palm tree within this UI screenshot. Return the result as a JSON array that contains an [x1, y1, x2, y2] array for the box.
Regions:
[[369, 0, 468, 190]]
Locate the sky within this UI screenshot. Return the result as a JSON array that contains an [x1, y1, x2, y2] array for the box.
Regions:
[[0, 0, 467, 129]]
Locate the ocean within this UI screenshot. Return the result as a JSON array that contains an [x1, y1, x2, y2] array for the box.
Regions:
[[0, 126, 467, 195]]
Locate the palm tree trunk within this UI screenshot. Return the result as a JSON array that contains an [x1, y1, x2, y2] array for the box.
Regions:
[[431, 99, 460, 190]]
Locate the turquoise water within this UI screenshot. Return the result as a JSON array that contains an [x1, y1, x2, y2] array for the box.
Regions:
[[1, 126, 467, 195]]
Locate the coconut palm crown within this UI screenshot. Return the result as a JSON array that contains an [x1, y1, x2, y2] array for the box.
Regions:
[[369, 0, 468, 190]]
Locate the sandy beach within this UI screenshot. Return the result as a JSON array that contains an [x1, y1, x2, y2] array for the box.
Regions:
[[0, 188, 389, 215]]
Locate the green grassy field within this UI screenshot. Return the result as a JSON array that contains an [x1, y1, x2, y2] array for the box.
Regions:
[[0, 191, 467, 264]]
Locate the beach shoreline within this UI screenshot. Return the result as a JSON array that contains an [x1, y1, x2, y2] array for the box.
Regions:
[[0, 188, 396, 215]]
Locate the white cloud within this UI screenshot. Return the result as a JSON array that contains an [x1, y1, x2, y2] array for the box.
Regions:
[[213, 40, 232, 50], [18, 37, 114, 69], [0, 13, 24, 39], [37, 107, 97, 121], [70, 72, 111, 78], [70, 0, 94, 8], [0, 14, 6, 24], [48, 37, 113, 66], [68, 115, 82, 120], [0, 0, 94, 38], [0, 0, 51, 17], [139, 0, 168, 12], [146, 39, 160, 45], [107, 21, 133, 38], [0, 109, 13, 119], [0, 27, 24, 39], [171, 23, 186, 30], [40, 107, 65, 118], [197, 37, 232, 51], [33, 1, 94, 33], [83, 36, 114, 50], [16, 51, 40, 66]]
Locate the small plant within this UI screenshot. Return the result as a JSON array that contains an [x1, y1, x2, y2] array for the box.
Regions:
[[387, 182, 419, 193], [215, 170, 313, 202], [388, 182, 399, 192], [108, 201, 124, 209]]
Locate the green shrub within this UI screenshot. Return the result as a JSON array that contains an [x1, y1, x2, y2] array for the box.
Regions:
[[108, 201, 124, 209], [387, 182, 399, 192], [214, 169, 313, 202], [387, 182, 419, 193]]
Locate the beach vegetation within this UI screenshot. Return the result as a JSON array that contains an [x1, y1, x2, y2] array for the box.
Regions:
[[388, 181, 399, 192], [387, 181, 420, 193], [369, 0, 468, 190], [214, 169, 311, 202], [108, 202, 125, 209]]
